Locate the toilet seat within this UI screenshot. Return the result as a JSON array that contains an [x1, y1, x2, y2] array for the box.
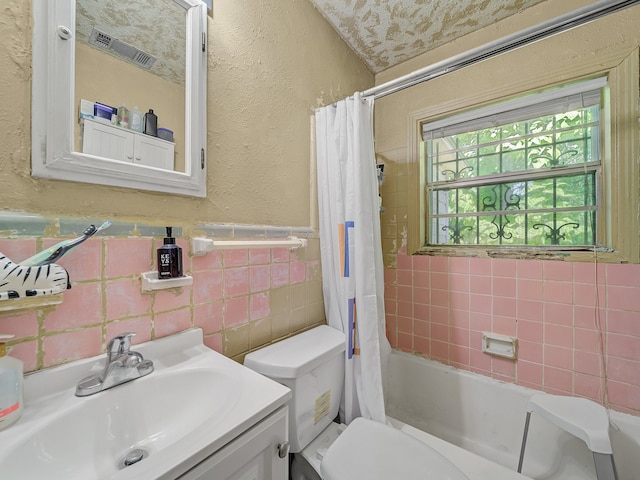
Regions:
[[320, 417, 470, 480]]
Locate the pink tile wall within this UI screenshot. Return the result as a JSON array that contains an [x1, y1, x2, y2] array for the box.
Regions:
[[0, 236, 321, 371], [386, 253, 640, 416]]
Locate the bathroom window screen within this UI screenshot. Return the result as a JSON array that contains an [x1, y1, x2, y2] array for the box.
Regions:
[[422, 78, 605, 247]]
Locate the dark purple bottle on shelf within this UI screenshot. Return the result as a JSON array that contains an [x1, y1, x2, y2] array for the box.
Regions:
[[157, 227, 183, 279]]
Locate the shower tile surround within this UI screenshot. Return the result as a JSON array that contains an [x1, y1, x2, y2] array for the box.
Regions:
[[385, 256, 640, 415], [380, 152, 640, 416], [0, 214, 324, 371]]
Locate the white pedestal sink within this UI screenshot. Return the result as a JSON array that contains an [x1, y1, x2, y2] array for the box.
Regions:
[[0, 329, 291, 479]]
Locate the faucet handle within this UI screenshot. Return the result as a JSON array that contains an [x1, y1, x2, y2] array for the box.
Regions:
[[107, 332, 136, 359]]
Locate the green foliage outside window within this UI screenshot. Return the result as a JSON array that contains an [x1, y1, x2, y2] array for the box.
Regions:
[[426, 104, 599, 246]]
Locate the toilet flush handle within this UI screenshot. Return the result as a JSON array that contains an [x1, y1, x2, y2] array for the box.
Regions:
[[277, 441, 290, 459]]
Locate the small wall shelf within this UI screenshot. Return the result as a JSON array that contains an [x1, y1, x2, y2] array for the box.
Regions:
[[0, 294, 64, 316], [141, 271, 193, 292]]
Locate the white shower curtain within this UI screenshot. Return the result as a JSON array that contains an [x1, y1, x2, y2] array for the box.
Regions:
[[315, 92, 390, 425]]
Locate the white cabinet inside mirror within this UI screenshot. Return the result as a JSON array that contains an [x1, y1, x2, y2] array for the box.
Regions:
[[82, 119, 175, 171], [31, 0, 207, 197]]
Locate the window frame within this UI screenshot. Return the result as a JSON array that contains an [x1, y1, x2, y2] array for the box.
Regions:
[[406, 49, 639, 263], [422, 78, 604, 249]]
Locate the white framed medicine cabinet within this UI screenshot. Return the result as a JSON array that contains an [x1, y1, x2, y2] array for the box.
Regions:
[[31, 0, 208, 197]]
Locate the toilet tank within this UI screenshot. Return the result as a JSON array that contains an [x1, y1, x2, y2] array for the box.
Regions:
[[244, 325, 345, 453]]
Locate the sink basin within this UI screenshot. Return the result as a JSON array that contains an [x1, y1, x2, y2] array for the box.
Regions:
[[2, 370, 234, 478], [0, 329, 291, 480]]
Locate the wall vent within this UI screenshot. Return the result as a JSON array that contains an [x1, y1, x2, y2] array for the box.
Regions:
[[88, 27, 157, 70], [132, 51, 156, 69], [88, 28, 113, 50]]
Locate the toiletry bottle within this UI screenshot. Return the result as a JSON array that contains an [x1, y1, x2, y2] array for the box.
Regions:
[[117, 104, 129, 128], [0, 334, 23, 431], [130, 106, 143, 133], [144, 109, 158, 137], [157, 227, 183, 279]]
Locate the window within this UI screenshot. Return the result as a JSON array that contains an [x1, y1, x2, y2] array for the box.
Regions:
[[422, 78, 606, 248]]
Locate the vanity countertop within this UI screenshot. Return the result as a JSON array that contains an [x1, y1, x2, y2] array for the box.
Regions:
[[0, 328, 291, 480]]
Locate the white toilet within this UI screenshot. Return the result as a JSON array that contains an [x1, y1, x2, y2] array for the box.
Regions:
[[244, 325, 470, 480]]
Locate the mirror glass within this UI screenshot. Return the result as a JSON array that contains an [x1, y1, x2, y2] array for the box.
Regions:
[[31, 0, 207, 197], [75, 0, 187, 172]]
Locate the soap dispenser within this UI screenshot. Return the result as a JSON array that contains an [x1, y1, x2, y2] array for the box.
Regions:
[[157, 227, 183, 279], [0, 334, 23, 431]]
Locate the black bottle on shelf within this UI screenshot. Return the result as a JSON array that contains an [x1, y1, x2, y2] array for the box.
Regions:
[[144, 109, 158, 137], [157, 227, 183, 279]]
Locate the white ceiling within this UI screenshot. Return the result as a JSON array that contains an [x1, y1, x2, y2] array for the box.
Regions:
[[307, 0, 547, 73]]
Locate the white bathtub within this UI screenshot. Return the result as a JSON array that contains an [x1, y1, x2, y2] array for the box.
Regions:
[[384, 351, 640, 480]]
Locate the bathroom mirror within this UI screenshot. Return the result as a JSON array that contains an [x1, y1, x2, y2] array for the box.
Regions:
[[31, 0, 207, 197]]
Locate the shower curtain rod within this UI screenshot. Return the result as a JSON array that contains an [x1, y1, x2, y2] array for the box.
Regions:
[[363, 0, 640, 100]]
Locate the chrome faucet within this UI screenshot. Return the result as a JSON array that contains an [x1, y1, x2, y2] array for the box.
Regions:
[[75, 332, 154, 397]]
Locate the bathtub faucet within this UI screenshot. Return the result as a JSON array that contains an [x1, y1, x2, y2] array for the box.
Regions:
[[75, 332, 154, 397]]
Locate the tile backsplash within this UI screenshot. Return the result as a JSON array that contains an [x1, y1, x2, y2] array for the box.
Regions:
[[3, 214, 637, 418], [0, 215, 324, 371]]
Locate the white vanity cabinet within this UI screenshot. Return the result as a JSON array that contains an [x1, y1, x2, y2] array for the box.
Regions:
[[82, 118, 175, 170], [177, 406, 289, 480]]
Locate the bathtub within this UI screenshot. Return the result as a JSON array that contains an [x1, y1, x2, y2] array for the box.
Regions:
[[384, 351, 640, 480]]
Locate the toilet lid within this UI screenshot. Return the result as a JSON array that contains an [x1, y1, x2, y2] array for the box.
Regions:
[[243, 325, 344, 378], [320, 418, 470, 480]]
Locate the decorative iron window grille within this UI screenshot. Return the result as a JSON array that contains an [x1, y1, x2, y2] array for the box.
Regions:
[[422, 78, 604, 247]]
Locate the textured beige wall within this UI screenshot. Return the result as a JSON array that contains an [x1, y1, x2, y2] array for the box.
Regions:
[[207, 0, 372, 227], [1, 0, 372, 227]]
